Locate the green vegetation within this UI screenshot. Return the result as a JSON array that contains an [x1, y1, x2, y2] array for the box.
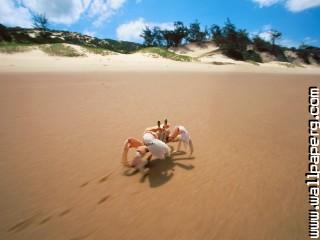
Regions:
[[83, 46, 111, 55], [242, 50, 262, 63], [141, 20, 207, 47], [140, 19, 264, 62], [140, 19, 320, 64], [0, 42, 112, 57], [187, 20, 208, 43], [296, 45, 320, 64], [211, 61, 234, 65], [246, 60, 260, 66], [278, 62, 296, 68], [0, 20, 319, 64], [0, 24, 142, 54], [252, 35, 287, 62], [101, 38, 143, 53], [39, 43, 83, 57], [139, 47, 192, 62], [209, 19, 256, 62], [0, 42, 33, 53]]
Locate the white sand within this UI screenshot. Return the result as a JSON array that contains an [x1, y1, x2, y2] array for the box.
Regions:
[[0, 45, 319, 74]]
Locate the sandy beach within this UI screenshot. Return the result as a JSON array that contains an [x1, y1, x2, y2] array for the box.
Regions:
[[1, 48, 320, 74], [0, 70, 317, 240]]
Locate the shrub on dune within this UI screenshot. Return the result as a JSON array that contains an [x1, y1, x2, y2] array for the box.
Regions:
[[139, 47, 192, 62], [39, 43, 84, 57], [0, 42, 33, 53]]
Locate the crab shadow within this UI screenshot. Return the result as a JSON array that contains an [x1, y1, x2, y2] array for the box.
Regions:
[[141, 151, 195, 188]]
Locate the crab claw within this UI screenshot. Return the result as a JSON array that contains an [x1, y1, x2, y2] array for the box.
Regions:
[[169, 126, 194, 155], [122, 138, 144, 167]]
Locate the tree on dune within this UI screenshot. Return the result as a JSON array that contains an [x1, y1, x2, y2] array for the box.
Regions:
[[217, 18, 251, 60], [269, 29, 282, 53], [32, 13, 49, 30], [209, 24, 223, 45], [161, 21, 188, 47], [153, 27, 164, 47], [172, 21, 188, 47], [138, 18, 318, 64], [252, 35, 272, 52], [140, 26, 154, 46], [297, 44, 320, 64], [187, 20, 207, 43]]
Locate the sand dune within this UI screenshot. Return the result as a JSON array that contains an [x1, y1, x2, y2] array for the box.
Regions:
[[170, 42, 219, 57], [1, 45, 320, 74], [0, 71, 317, 240]]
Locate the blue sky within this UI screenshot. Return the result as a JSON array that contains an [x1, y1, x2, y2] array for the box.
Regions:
[[1, 0, 320, 47]]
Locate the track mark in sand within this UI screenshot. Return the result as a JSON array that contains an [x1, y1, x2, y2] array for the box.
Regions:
[[8, 215, 38, 233], [80, 181, 90, 188], [80, 171, 113, 188], [98, 195, 110, 204], [131, 191, 140, 195], [59, 209, 72, 217], [98, 173, 112, 183], [70, 233, 92, 240], [39, 216, 52, 225]]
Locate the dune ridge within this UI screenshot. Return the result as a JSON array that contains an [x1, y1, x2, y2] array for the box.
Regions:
[[1, 44, 320, 74]]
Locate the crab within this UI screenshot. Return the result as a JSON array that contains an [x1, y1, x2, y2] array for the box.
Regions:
[[121, 119, 194, 175]]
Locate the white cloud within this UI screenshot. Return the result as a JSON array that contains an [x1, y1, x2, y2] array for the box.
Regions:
[[258, 33, 296, 47], [285, 0, 320, 12], [116, 18, 173, 42], [252, 0, 320, 11], [83, 29, 96, 37], [109, 0, 126, 9], [88, 0, 127, 27], [259, 31, 272, 41], [252, 0, 282, 7], [253, 25, 300, 47], [0, 0, 33, 27], [116, 18, 145, 42], [278, 38, 298, 47], [303, 37, 319, 45], [0, 0, 127, 28], [21, 0, 91, 25], [255, 25, 273, 41]]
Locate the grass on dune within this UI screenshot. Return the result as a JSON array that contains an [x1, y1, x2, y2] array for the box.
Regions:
[[0, 42, 191, 62], [0, 42, 34, 53], [83, 46, 112, 56], [39, 43, 84, 57], [246, 60, 260, 66], [139, 47, 192, 62]]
